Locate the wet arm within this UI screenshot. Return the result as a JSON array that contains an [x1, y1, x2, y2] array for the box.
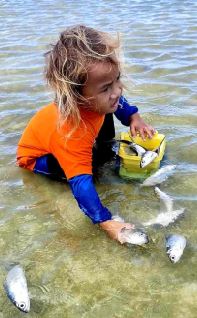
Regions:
[[68, 174, 133, 242], [68, 174, 112, 224]]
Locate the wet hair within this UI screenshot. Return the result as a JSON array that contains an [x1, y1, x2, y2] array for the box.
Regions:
[[44, 25, 120, 136]]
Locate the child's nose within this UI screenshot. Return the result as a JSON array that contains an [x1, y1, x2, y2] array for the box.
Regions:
[[111, 83, 122, 100]]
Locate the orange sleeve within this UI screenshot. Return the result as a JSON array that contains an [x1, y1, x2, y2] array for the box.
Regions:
[[16, 104, 56, 170]]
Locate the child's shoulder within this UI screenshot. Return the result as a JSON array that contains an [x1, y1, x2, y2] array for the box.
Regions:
[[38, 102, 57, 114], [29, 102, 58, 129], [35, 102, 58, 119]]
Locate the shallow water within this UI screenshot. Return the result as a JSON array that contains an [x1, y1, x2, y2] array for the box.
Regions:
[[0, 0, 197, 317]]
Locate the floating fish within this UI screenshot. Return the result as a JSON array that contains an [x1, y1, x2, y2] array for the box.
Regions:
[[154, 186, 173, 212], [141, 165, 177, 187], [119, 228, 149, 246], [140, 151, 158, 168], [165, 234, 187, 263], [4, 265, 30, 313], [143, 208, 185, 227]]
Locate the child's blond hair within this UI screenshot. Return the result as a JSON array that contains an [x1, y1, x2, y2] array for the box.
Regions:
[[45, 25, 120, 136]]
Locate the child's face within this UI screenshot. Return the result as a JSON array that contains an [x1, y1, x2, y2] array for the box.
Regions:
[[82, 61, 123, 114]]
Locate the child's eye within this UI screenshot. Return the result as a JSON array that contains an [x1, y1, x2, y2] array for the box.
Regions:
[[117, 73, 121, 81], [102, 86, 110, 92]]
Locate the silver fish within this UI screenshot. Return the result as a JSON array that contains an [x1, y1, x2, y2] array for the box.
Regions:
[[165, 234, 187, 263], [119, 228, 149, 246], [4, 265, 30, 313], [141, 165, 176, 187], [143, 208, 185, 227], [140, 151, 158, 168], [130, 142, 146, 157], [116, 140, 146, 156], [154, 186, 173, 212]]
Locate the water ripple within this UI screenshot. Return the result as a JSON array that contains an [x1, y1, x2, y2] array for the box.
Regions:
[[0, 1, 197, 317]]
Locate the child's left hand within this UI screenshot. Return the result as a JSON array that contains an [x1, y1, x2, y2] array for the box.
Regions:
[[130, 112, 155, 140]]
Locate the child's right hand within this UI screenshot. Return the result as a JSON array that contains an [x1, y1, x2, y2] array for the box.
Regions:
[[100, 220, 135, 244]]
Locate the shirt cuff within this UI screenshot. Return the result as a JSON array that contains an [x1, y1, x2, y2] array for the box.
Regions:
[[114, 96, 138, 126]]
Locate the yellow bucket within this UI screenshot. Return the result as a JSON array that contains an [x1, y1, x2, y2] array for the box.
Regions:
[[118, 131, 166, 179]]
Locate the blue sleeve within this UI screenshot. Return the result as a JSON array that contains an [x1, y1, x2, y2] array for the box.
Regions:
[[68, 174, 112, 224], [114, 96, 138, 126]]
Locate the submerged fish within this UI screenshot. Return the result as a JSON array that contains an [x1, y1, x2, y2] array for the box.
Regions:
[[119, 228, 149, 246], [154, 186, 173, 212], [141, 165, 176, 187], [140, 151, 158, 168], [112, 215, 125, 222], [165, 234, 187, 263], [4, 265, 30, 313], [143, 208, 185, 227]]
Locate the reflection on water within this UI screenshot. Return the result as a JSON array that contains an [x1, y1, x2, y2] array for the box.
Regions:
[[0, 0, 197, 317]]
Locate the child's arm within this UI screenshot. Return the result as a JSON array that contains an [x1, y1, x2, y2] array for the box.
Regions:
[[68, 174, 111, 223], [115, 96, 155, 140], [68, 174, 133, 242], [50, 111, 134, 243]]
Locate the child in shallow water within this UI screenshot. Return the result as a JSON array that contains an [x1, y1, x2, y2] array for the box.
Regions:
[[17, 25, 155, 243]]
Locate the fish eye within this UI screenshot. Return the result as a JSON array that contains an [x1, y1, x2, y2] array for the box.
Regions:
[[19, 302, 26, 309]]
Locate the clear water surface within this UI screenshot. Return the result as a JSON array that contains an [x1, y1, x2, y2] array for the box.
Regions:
[[0, 0, 196, 317]]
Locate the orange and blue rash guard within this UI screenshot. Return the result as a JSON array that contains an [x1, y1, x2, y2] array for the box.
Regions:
[[17, 102, 113, 223], [17, 102, 104, 179], [17, 97, 138, 223]]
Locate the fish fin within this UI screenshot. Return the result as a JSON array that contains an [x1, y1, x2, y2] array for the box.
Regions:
[[154, 187, 174, 212]]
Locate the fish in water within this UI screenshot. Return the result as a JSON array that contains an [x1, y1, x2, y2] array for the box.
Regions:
[[112, 215, 125, 222], [140, 150, 158, 168], [165, 234, 187, 263], [141, 165, 177, 187], [142, 208, 185, 227], [119, 228, 149, 246], [154, 186, 173, 212], [4, 265, 30, 313]]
